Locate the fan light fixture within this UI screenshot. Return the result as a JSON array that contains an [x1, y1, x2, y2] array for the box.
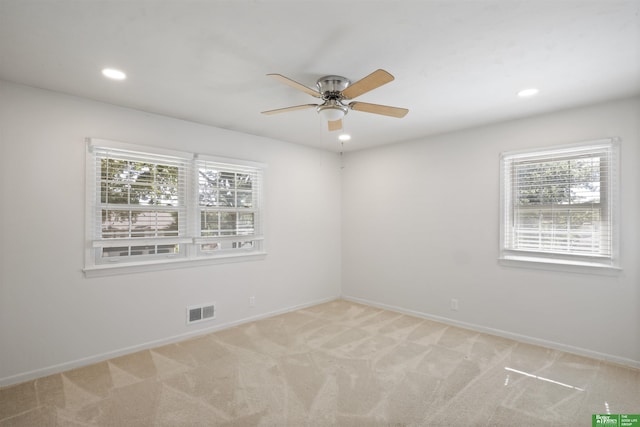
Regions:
[[316, 99, 348, 122], [318, 107, 346, 122]]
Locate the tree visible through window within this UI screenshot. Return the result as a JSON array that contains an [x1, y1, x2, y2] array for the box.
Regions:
[[500, 140, 618, 267]]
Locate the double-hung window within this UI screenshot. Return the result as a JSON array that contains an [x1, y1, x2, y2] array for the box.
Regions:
[[85, 139, 265, 275], [194, 156, 264, 255], [500, 139, 619, 269]]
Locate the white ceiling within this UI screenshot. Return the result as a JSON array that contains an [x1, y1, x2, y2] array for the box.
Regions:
[[0, 0, 638, 151]]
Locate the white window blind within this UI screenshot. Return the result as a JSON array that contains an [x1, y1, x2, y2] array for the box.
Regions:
[[500, 139, 619, 267]]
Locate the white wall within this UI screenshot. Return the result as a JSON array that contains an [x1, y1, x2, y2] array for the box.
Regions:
[[1, 81, 637, 387], [0, 81, 342, 385], [342, 96, 640, 367]]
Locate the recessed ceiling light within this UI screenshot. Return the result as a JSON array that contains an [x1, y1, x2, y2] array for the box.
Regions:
[[517, 88, 539, 98], [338, 134, 351, 141], [102, 68, 127, 80]]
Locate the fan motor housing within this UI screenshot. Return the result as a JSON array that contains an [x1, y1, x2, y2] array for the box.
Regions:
[[317, 75, 350, 98]]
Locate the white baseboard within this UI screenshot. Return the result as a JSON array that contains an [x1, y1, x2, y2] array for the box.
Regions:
[[0, 295, 338, 388], [342, 294, 640, 370]]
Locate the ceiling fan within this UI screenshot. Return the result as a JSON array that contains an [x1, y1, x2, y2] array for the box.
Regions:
[[261, 69, 409, 131]]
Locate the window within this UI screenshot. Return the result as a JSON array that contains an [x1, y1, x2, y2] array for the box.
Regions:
[[500, 139, 619, 269], [194, 156, 263, 254], [85, 139, 265, 275]]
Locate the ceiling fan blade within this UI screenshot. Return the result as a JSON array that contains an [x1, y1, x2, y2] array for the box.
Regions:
[[349, 102, 409, 118], [261, 104, 318, 115], [341, 69, 394, 100], [267, 74, 321, 98], [327, 119, 343, 131]]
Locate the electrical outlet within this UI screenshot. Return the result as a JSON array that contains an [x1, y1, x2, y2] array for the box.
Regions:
[[249, 296, 255, 307], [450, 298, 459, 311]]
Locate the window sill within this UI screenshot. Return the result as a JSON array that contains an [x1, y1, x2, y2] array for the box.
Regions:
[[498, 255, 621, 275], [84, 252, 267, 278]]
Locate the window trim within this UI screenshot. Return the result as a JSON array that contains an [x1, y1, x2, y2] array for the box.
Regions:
[[84, 138, 266, 277], [499, 138, 620, 271]]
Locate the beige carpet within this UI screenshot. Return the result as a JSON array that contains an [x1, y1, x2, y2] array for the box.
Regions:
[[1, 299, 638, 426]]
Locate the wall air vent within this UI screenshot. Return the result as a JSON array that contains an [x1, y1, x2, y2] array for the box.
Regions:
[[187, 303, 216, 325]]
